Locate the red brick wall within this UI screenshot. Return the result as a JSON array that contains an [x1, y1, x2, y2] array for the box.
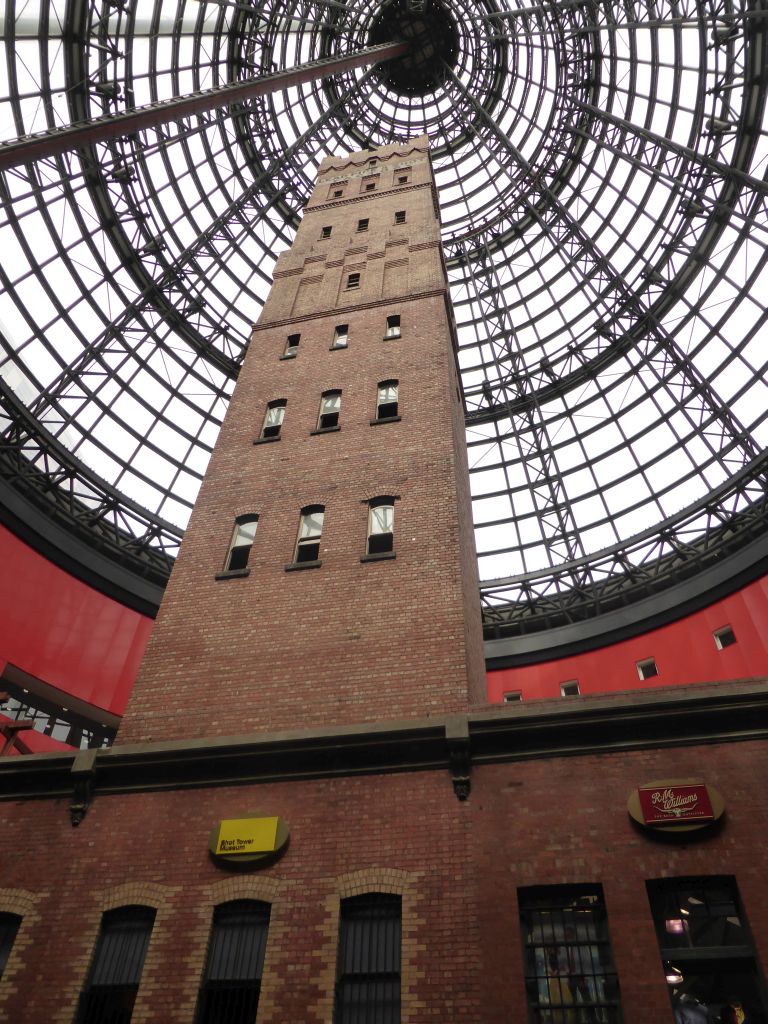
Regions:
[[119, 138, 485, 744], [2, 736, 766, 1023]]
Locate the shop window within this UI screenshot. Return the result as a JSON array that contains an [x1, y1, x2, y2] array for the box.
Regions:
[[385, 314, 401, 338], [317, 390, 341, 431], [75, 906, 155, 1024], [224, 516, 258, 573], [283, 333, 300, 358], [346, 272, 360, 290], [375, 380, 399, 421], [647, 877, 768, 1023], [321, 225, 332, 239], [636, 657, 658, 680], [357, 218, 369, 233], [366, 497, 395, 557], [195, 900, 271, 1024], [560, 680, 580, 697], [334, 893, 401, 1024], [332, 325, 349, 350], [260, 400, 286, 440], [714, 625, 737, 650], [503, 691, 522, 702], [394, 211, 406, 224], [293, 505, 325, 565], [518, 885, 622, 1023], [0, 913, 21, 980]]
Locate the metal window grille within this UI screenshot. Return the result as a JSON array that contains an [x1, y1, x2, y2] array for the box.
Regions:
[[75, 906, 155, 1024], [0, 914, 21, 979], [334, 893, 401, 1024], [519, 886, 622, 1023], [195, 901, 271, 1024]]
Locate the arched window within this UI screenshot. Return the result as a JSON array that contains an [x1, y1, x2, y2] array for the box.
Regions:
[[295, 505, 325, 563], [317, 390, 341, 431], [225, 516, 258, 572], [376, 381, 399, 421], [0, 913, 21, 980], [260, 400, 286, 440], [334, 893, 401, 1024], [195, 900, 271, 1024], [75, 905, 155, 1024], [367, 498, 395, 556]]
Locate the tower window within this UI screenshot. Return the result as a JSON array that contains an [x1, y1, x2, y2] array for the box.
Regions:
[[317, 390, 341, 430], [346, 272, 360, 290], [357, 218, 369, 232], [330, 182, 346, 199], [366, 497, 395, 556], [294, 505, 325, 563], [376, 380, 399, 420], [224, 516, 258, 573], [368, 158, 377, 166], [385, 314, 401, 338], [331, 324, 349, 349], [362, 176, 378, 192], [195, 901, 271, 1024], [321, 225, 332, 239], [0, 913, 21, 980], [75, 906, 155, 1024], [397, 174, 409, 185], [394, 211, 406, 224], [519, 885, 622, 1024], [334, 893, 401, 1024], [560, 680, 580, 697], [637, 657, 658, 680], [283, 333, 300, 358], [503, 691, 522, 702], [260, 399, 286, 440], [714, 625, 737, 649]]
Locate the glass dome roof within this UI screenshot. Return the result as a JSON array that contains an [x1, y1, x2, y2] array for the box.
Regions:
[[0, 0, 766, 642]]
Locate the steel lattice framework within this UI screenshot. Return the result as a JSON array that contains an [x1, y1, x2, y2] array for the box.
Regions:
[[0, 0, 766, 646]]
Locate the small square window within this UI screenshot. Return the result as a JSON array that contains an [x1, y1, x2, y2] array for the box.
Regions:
[[346, 272, 360, 289], [332, 324, 348, 349], [397, 175, 409, 185], [714, 625, 737, 649], [637, 657, 659, 680], [321, 225, 332, 239], [394, 211, 406, 224], [362, 176, 378, 192], [503, 691, 522, 703], [332, 188, 343, 199], [357, 218, 369, 232], [368, 158, 377, 166], [385, 314, 401, 338], [560, 681, 580, 697]]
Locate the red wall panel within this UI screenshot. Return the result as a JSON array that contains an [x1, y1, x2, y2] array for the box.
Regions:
[[487, 575, 768, 701], [0, 524, 153, 715]]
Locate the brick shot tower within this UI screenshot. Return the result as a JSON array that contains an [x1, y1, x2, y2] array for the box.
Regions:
[[118, 134, 486, 744]]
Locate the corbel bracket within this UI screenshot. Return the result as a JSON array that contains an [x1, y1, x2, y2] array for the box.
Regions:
[[445, 715, 471, 800], [70, 748, 98, 827]]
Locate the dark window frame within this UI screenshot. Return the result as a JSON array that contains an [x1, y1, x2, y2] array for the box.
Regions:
[[0, 913, 21, 980], [195, 900, 271, 1024], [334, 892, 401, 1024], [75, 905, 156, 1024]]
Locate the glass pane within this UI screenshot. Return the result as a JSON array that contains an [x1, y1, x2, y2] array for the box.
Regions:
[[300, 511, 324, 538], [378, 384, 398, 403], [264, 406, 284, 427], [321, 394, 341, 413], [233, 520, 258, 548], [370, 506, 393, 535]]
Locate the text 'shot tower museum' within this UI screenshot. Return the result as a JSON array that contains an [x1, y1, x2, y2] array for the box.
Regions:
[[2, 137, 768, 1024]]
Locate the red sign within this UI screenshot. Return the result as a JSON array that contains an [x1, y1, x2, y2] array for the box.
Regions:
[[638, 783, 715, 825]]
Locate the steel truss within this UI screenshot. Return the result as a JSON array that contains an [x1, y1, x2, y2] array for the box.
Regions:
[[0, 0, 767, 645]]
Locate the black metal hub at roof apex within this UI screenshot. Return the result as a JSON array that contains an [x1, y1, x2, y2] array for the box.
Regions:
[[369, 0, 459, 96]]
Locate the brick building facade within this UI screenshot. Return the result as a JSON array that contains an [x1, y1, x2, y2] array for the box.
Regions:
[[1, 139, 767, 1024]]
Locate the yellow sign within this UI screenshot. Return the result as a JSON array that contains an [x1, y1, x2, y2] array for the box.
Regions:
[[209, 814, 289, 869], [215, 816, 279, 856]]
